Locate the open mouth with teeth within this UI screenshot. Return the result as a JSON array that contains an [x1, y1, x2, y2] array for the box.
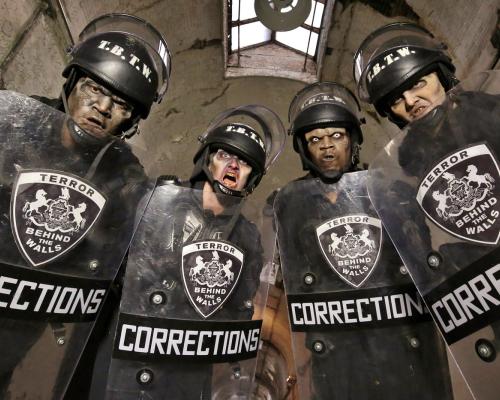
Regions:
[[222, 171, 238, 188], [411, 104, 429, 119]]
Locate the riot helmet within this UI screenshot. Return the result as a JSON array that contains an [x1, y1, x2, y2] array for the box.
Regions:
[[62, 13, 172, 139], [289, 82, 364, 182], [353, 22, 457, 127], [191, 105, 286, 197]]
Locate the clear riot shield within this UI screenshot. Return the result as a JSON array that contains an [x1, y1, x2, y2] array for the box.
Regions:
[[367, 70, 500, 400], [274, 171, 453, 400], [106, 181, 270, 399], [0, 91, 151, 399]]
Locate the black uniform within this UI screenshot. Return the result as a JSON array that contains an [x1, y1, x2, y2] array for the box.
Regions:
[[102, 180, 264, 400], [374, 90, 500, 289], [0, 92, 148, 399], [367, 87, 500, 399], [274, 171, 453, 400]]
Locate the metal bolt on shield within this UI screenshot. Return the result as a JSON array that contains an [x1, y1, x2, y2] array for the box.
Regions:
[[313, 341, 324, 353], [89, 260, 99, 271], [427, 253, 441, 269], [304, 273, 315, 285], [476, 340, 496, 362], [478, 344, 492, 358], [152, 294, 163, 305], [137, 370, 153, 385]]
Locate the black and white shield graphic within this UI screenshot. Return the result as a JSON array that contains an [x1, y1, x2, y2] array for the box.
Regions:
[[417, 143, 500, 245], [316, 214, 382, 288], [181, 240, 244, 318], [11, 170, 106, 267]]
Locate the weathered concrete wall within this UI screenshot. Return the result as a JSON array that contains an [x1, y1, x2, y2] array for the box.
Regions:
[[0, 1, 68, 96], [407, 0, 500, 77]]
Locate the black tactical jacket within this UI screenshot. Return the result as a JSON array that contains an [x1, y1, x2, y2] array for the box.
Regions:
[[275, 172, 453, 400]]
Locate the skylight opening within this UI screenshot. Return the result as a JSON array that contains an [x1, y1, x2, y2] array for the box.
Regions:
[[304, 1, 324, 28], [276, 28, 318, 56], [224, 0, 334, 82], [231, 22, 272, 50], [231, 0, 257, 20], [230, 0, 325, 57]]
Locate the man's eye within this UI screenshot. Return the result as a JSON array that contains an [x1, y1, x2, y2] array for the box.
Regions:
[[310, 137, 320, 143], [332, 132, 342, 139], [414, 79, 426, 89], [220, 151, 231, 159], [114, 99, 131, 111], [88, 84, 101, 94], [392, 97, 403, 106]]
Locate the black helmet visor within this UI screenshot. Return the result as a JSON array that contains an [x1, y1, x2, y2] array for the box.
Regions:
[[77, 13, 171, 104], [289, 81, 361, 134], [199, 105, 286, 172], [354, 22, 449, 103]]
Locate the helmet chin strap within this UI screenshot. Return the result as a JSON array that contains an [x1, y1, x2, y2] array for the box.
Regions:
[[120, 118, 140, 139], [351, 142, 361, 167], [61, 88, 70, 114], [212, 180, 245, 197], [66, 118, 110, 149]]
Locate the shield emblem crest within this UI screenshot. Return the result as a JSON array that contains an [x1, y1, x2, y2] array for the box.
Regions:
[[11, 170, 106, 267], [316, 214, 382, 288], [182, 240, 244, 318], [416, 143, 500, 245]]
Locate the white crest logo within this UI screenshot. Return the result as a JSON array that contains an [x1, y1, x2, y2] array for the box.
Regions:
[[182, 240, 244, 318], [189, 251, 236, 288], [328, 224, 376, 259], [417, 144, 500, 245], [22, 187, 89, 233], [431, 166, 494, 221], [317, 215, 382, 288], [11, 170, 106, 267]]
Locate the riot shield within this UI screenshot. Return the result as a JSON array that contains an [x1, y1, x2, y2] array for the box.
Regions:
[[367, 70, 500, 400], [106, 181, 270, 399], [274, 171, 453, 400], [0, 91, 151, 399]]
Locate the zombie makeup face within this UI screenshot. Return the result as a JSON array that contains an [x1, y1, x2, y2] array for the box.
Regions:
[[304, 127, 351, 173], [67, 76, 133, 139], [208, 149, 253, 191], [389, 72, 446, 123]]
